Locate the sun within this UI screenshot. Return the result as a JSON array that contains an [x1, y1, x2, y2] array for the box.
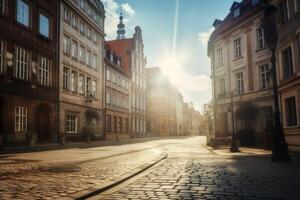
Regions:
[[160, 54, 185, 87]]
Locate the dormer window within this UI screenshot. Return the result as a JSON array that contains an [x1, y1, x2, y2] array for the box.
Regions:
[[110, 51, 114, 62], [233, 8, 240, 18]]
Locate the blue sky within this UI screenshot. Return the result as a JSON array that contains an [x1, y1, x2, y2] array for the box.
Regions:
[[102, 0, 235, 111]]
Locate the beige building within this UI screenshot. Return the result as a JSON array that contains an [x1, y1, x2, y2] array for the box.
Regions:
[[59, 0, 105, 141], [208, 0, 274, 146], [273, 0, 300, 151], [146, 67, 177, 136], [175, 92, 184, 135], [104, 44, 131, 140]]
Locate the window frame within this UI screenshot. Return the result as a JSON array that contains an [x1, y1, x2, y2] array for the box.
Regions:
[[63, 66, 70, 90], [256, 26, 265, 50], [259, 63, 270, 90], [285, 96, 298, 127], [233, 37, 242, 60], [281, 46, 294, 79], [16, 0, 31, 28], [38, 11, 51, 39], [66, 114, 78, 134], [14, 45, 30, 81], [15, 106, 27, 133], [236, 72, 244, 95], [38, 55, 51, 87]]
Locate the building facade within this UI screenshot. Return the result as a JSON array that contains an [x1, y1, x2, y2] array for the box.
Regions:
[[146, 67, 177, 136], [0, 0, 59, 146], [104, 44, 130, 140], [175, 92, 184, 135], [183, 103, 193, 135], [273, 0, 300, 151], [59, 0, 105, 142], [106, 22, 147, 138], [208, 0, 274, 146]]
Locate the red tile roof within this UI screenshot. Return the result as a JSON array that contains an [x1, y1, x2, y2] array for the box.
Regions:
[[106, 38, 135, 74]]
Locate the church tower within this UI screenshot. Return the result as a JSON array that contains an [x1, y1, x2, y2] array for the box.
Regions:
[[116, 13, 126, 39]]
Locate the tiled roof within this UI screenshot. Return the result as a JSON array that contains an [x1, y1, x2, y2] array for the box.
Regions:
[[106, 38, 135, 75], [209, 0, 264, 43]]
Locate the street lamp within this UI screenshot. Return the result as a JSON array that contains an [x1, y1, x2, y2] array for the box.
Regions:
[[261, 1, 290, 162], [229, 90, 239, 152]]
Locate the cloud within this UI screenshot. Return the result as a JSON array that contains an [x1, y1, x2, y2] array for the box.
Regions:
[[198, 28, 214, 47], [121, 3, 136, 17], [102, 0, 136, 40]]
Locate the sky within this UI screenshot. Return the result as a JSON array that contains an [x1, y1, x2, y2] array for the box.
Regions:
[[102, 0, 235, 111]]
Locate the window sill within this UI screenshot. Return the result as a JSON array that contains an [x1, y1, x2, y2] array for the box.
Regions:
[[280, 74, 296, 83], [256, 48, 267, 53], [233, 57, 243, 62], [38, 34, 52, 42], [283, 125, 299, 129]]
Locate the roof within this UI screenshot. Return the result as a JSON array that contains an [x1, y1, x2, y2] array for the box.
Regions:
[[106, 38, 134, 74], [208, 0, 264, 49]]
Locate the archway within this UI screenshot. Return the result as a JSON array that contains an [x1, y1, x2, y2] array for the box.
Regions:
[[37, 104, 51, 142]]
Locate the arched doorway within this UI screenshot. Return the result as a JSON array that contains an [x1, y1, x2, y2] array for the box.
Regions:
[[37, 104, 51, 142]]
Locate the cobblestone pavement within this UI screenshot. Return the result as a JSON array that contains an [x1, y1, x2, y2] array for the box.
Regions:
[[0, 137, 184, 200], [96, 141, 300, 200]]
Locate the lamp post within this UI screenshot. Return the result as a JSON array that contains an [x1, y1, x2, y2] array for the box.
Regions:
[[261, 1, 290, 162], [230, 90, 239, 152]]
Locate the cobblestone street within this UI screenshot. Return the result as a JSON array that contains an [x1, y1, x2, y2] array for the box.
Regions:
[[91, 138, 300, 200], [1, 137, 300, 200]]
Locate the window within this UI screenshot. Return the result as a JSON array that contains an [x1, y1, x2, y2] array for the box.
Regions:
[[282, 46, 294, 78], [80, 0, 86, 10], [86, 50, 91, 66], [113, 116, 117, 132], [106, 115, 111, 132], [0, 40, 4, 75], [79, 74, 85, 95], [39, 13, 50, 38], [63, 6, 70, 23], [217, 47, 223, 65], [15, 46, 29, 80], [63, 35, 71, 54], [106, 91, 110, 104], [92, 54, 97, 69], [79, 45, 85, 63], [233, 8, 240, 18], [0, 0, 6, 14], [119, 117, 123, 132], [106, 69, 110, 81], [66, 114, 78, 133], [87, 27, 92, 39], [16, 0, 30, 27], [70, 71, 77, 93], [63, 66, 70, 90], [92, 80, 96, 98], [86, 77, 91, 95], [38, 56, 50, 86], [256, 26, 265, 50], [252, 0, 260, 6], [236, 72, 244, 94], [233, 37, 242, 59], [93, 31, 98, 43], [15, 106, 27, 132], [261, 106, 273, 125], [71, 13, 77, 29], [71, 40, 78, 58], [259, 64, 270, 89], [279, 0, 289, 24], [219, 79, 225, 95], [80, 20, 85, 35], [285, 97, 297, 126]]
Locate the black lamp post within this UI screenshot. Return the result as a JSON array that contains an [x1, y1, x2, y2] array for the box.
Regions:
[[230, 91, 239, 152], [261, 1, 290, 162]]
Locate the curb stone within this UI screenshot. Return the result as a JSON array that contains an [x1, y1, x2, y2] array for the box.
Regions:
[[71, 152, 168, 200]]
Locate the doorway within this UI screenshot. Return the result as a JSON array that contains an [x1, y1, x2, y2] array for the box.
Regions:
[[37, 104, 51, 142]]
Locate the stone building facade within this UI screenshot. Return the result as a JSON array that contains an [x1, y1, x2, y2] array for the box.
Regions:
[[106, 26, 147, 138], [273, 0, 300, 151], [104, 44, 131, 140], [208, 0, 275, 146], [0, 0, 59, 146], [175, 92, 184, 136], [59, 0, 105, 142], [146, 67, 177, 136]]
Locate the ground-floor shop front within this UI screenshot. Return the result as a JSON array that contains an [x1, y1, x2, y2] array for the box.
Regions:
[[105, 110, 130, 140], [59, 102, 104, 143], [0, 94, 57, 146]]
